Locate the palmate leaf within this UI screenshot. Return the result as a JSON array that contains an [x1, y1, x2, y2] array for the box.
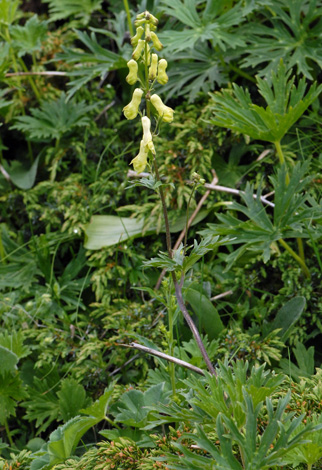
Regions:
[[43, 0, 103, 25], [9, 15, 48, 57], [241, 0, 322, 79], [0, 372, 28, 425], [200, 163, 320, 268], [160, 46, 227, 102], [56, 30, 126, 97], [210, 60, 322, 143], [11, 93, 96, 140], [159, 0, 246, 53]]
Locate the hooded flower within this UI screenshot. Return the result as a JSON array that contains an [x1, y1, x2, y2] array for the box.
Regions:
[[149, 53, 158, 80], [126, 59, 138, 85], [131, 26, 144, 46], [142, 116, 155, 154], [132, 39, 145, 60], [123, 88, 143, 120], [130, 139, 148, 173], [150, 32, 163, 51], [157, 59, 168, 85], [150, 94, 174, 123]]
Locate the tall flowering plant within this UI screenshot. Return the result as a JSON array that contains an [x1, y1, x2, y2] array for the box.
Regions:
[[122, 11, 219, 378]]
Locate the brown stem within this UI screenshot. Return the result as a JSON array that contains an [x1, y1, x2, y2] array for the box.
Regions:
[[121, 342, 205, 376], [153, 157, 172, 256], [155, 172, 218, 289], [172, 274, 216, 375]]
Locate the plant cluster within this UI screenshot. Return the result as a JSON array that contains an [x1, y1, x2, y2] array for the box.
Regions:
[[0, 1, 322, 470]]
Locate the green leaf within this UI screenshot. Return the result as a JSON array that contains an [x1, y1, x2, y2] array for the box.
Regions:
[[184, 286, 225, 340], [5, 154, 40, 190], [58, 379, 89, 422], [241, 0, 322, 79], [210, 60, 322, 143], [112, 383, 170, 428], [0, 330, 30, 360], [0, 372, 28, 425], [0, 346, 18, 375], [44, 0, 103, 24], [84, 210, 209, 250], [47, 415, 100, 466], [0, 0, 20, 26], [9, 15, 48, 57], [80, 383, 115, 419], [265, 296, 306, 342], [11, 93, 96, 141]]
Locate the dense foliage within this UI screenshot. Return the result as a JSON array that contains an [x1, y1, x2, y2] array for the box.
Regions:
[[0, 1, 322, 469]]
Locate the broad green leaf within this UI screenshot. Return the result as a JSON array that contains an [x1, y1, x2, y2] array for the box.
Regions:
[[113, 383, 170, 428], [48, 415, 100, 466], [80, 383, 114, 419], [184, 287, 224, 339], [5, 154, 40, 190], [0, 331, 29, 359], [265, 296, 306, 342], [58, 379, 89, 422], [84, 210, 208, 250], [0, 346, 18, 375], [0, 372, 28, 425]]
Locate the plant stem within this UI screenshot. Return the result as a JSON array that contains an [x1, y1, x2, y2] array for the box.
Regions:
[[124, 342, 205, 376], [183, 183, 197, 257], [274, 140, 290, 185], [167, 285, 177, 396], [152, 157, 216, 375], [278, 238, 310, 279], [297, 237, 305, 263], [123, 0, 134, 36], [228, 63, 257, 83], [4, 417, 14, 447], [18, 58, 42, 103]]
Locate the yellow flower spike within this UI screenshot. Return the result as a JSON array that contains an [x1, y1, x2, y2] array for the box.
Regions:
[[157, 59, 168, 85], [130, 140, 148, 173], [131, 26, 144, 47], [126, 59, 138, 85], [123, 88, 143, 120], [142, 116, 156, 155], [132, 39, 145, 60], [149, 53, 158, 80], [150, 32, 163, 51], [150, 94, 174, 123]]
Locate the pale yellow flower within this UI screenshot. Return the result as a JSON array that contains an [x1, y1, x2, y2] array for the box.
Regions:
[[150, 94, 174, 122], [157, 59, 168, 85], [123, 88, 143, 120], [126, 59, 138, 85], [130, 140, 148, 173]]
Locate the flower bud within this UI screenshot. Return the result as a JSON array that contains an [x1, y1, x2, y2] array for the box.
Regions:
[[157, 59, 168, 85], [142, 116, 155, 155], [131, 26, 144, 46], [130, 139, 148, 173], [149, 53, 158, 80], [134, 18, 146, 28], [150, 32, 163, 51], [132, 39, 145, 60], [126, 59, 138, 85], [146, 12, 158, 25], [123, 88, 143, 120], [150, 94, 174, 123]]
